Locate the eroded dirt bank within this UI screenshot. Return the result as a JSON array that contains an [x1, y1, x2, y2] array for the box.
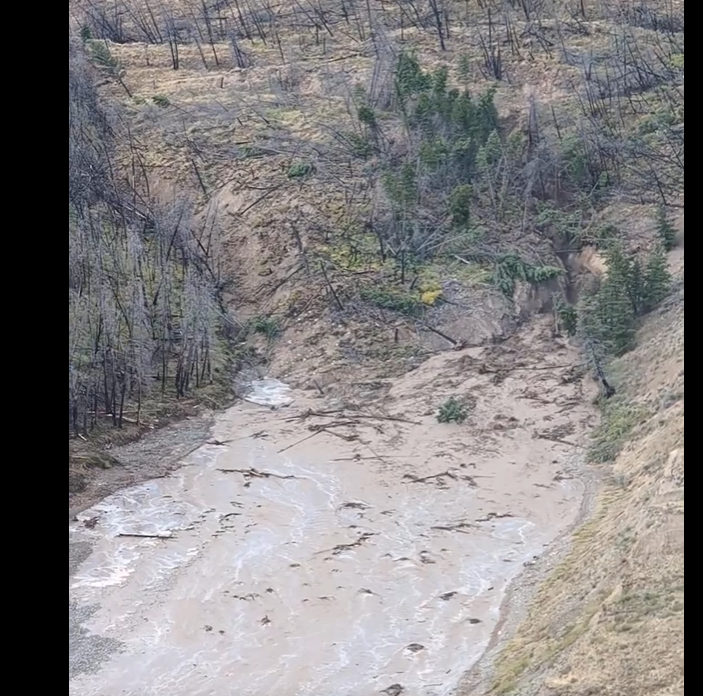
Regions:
[[464, 280, 685, 696], [69, 322, 597, 696]]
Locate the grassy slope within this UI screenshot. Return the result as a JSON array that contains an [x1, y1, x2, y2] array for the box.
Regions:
[[487, 252, 684, 696]]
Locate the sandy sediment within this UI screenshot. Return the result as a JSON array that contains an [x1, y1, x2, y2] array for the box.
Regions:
[[69, 322, 597, 695]]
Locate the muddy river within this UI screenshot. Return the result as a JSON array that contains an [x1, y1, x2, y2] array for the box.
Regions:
[[69, 342, 595, 696]]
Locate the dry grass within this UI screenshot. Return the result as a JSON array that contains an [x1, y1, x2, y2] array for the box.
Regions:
[[484, 270, 684, 696]]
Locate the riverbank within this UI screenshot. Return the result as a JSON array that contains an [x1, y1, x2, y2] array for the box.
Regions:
[[473, 275, 684, 696]]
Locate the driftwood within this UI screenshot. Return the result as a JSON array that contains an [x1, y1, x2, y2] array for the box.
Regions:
[[289, 409, 420, 426], [338, 502, 370, 510], [329, 532, 375, 556], [278, 431, 321, 453], [308, 420, 359, 431], [431, 522, 476, 533], [403, 470, 477, 487], [415, 319, 459, 346], [117, 532, 173, 539], [479, 362, 574, 375], [333, 455, 420, 461], [534, 431, 581, 448], [278, 420, 359, 453], [475, 512, 514, 523], [217, 467, 296, 480]]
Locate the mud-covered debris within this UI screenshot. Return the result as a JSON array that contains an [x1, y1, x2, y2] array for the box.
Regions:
[[339, 501, 371, 510], [381, 685, 405, 696], [475, 512, 514, 523], [83, 516, 99, 529], [533, 429, 579, 447], [407, 643, 426, 653], [403, 470, 477, 487], [217, 467, 297, 481], [419, 551, 436, 565], [492, 415, 520, 431], [431, 521, 476, 533], [220, 512, 241, 521], [440, 591, 458, 601], [329, 532, 376, 556]]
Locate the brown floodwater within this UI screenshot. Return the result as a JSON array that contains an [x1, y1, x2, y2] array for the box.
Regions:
[[70, 354, 593, 696]]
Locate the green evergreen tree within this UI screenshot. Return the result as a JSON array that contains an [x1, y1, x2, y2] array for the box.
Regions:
[[451, 91, 476, 134], [383, 163, 418, 211], [655, 207, 677, 251], [603, 242, 632, 287], [627, 257, 646, 316], [448, 185, 473, 229], [395, 52, 431, 101], [432, 66, 449, 98], [642, 245, 672, 312], [89, 40, 119, 72], [597, 284, 637, 356], [579, 242, 672, 357], [419, 139, 449, 171], [584, 243, 638, 356], [477, 87, 500, 140], [458, 54, 471, 86], [357, 105, 377, 129], [476, 130, 503, 171], [88, 40, 132, 97], [578, 290, 606, 355], [555, 298, 578, 336], [413, 93, 435, 130]]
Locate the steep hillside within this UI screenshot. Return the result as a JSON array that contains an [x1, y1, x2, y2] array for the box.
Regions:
[[460, 247, 684, 695], [69, 0, 683, 405]]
